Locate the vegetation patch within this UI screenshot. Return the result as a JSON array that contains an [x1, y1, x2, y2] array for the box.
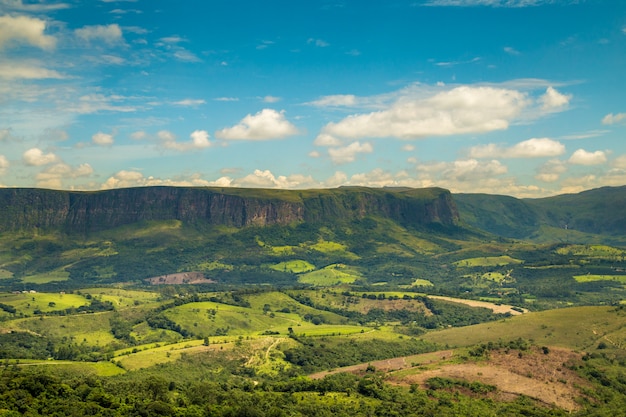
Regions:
[[573, 274, 626, 284], [298, 264, 360, 286], [454, 255, 523, 267], [270, 260, 315, 273]]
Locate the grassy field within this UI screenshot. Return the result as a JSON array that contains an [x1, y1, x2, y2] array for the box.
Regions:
[[556, 244, 625, 259], [298, 264, 361, 286], [269, 259, 316, 273], [454, 255, 524, 267], [0, 292, 89, 314], [422, 306, 626, 353], [9, 311, 118, 346], [573, 275, 626, 284]]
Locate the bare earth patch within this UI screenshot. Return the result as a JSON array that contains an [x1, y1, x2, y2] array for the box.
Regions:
[[144, 272, 216, 285], [428, 295, 528, 315], [391, 346, 588, 412]]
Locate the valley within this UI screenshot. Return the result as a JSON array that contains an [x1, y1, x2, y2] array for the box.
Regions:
[[0, 185, 625, 416]]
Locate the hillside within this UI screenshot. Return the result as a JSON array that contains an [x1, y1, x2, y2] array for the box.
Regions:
[[454, 185, 626, 243]]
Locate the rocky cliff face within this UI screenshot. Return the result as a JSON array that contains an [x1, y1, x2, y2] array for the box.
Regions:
[[0, 186, 459, 233]]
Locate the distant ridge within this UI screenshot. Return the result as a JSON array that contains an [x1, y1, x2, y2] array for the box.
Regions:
[[0, 186, 459, 234], [454, 185, 626, 242]]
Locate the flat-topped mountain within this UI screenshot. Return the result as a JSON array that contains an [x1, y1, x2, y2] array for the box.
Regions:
[[0, 186, 459, 234]]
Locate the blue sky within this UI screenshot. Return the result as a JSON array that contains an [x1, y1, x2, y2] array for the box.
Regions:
[[0, 0, 624, 197]]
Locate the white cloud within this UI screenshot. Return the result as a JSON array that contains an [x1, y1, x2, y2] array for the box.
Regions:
[[75, 24, 123, 45], [71, 94, 136, 114], [215, 109, 299, 141], [469, 137, 565, 158], [36, 162, 93, 189], [0, 154, 8, 174], [328, 141, 373, 164], [92, 132, 114, 146], [101, 170, 214, 189], [0, 0, 70, 11], [0, 15, 56, 50], [504, 46, 521, 55], [402, 144, 415, 151], [307, 38, 329, 47], [308, 94, 357, 107], [0, 62, 64, 79], [319, 86, 529, 141], [568, 149, 607, 165], [130, 131, 146, 140], [602, 112, 626, 125], [538, 86, 571, 110], [612, 154, 626, 170], [173, 49, 201, 62], [214, 97, 239, 102], [23, 147, 57, 166], [232, 169, 316, 189], [535, 159, 567, 182], [263, 95, 281, 103], [173, 99, 205, 106], [160, 129, 212, 151], [313, 133, 342, 147]]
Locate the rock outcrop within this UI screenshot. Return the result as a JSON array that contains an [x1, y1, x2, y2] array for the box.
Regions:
[[0, 186, 460, 233]]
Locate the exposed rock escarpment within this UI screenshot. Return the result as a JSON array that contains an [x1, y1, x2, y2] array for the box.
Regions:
[[0, 186, 459, 233]]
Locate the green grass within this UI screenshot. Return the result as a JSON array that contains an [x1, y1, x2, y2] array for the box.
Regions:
[[80, 288, 161, 307], [10, 312, 117, 347], [556, 244, 625, 259], [22, 269, 70, 284], [412, 279, 434, 287], [453, 255, 523, 267], [0, 268, 13, 279], [0, 292, 89, 314], [298, 264, 361, 286], [574, 275, 626, 284], [269, 260, 316, 273], [310, 240, 359, 259], [422, 306, 626, 352]]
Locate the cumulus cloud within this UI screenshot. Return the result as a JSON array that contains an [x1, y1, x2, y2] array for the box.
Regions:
[[101, 170, 213, 189], [469, 137, 565, 158], [160, 129, 212, 151], [318, 86, 529, 141], [75, 24, 123, 44], [328, 141, 373, 164], [535, 159, 567, 182], [263, 96, 281, 103], [92, 132, 114, 146], [36, 163, 93, 189], [602, 112, 626, 125], [313, 133, 341, 147], [612, 154, 626, 170], [539, 86, 571, 110], [568, 149, 607, 165], [215, 109, 299, 140], [130, 131, 146, 140], [231, 169, 316, 189], [23, 147, 57, 166], [0, 15, 56, 50]]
